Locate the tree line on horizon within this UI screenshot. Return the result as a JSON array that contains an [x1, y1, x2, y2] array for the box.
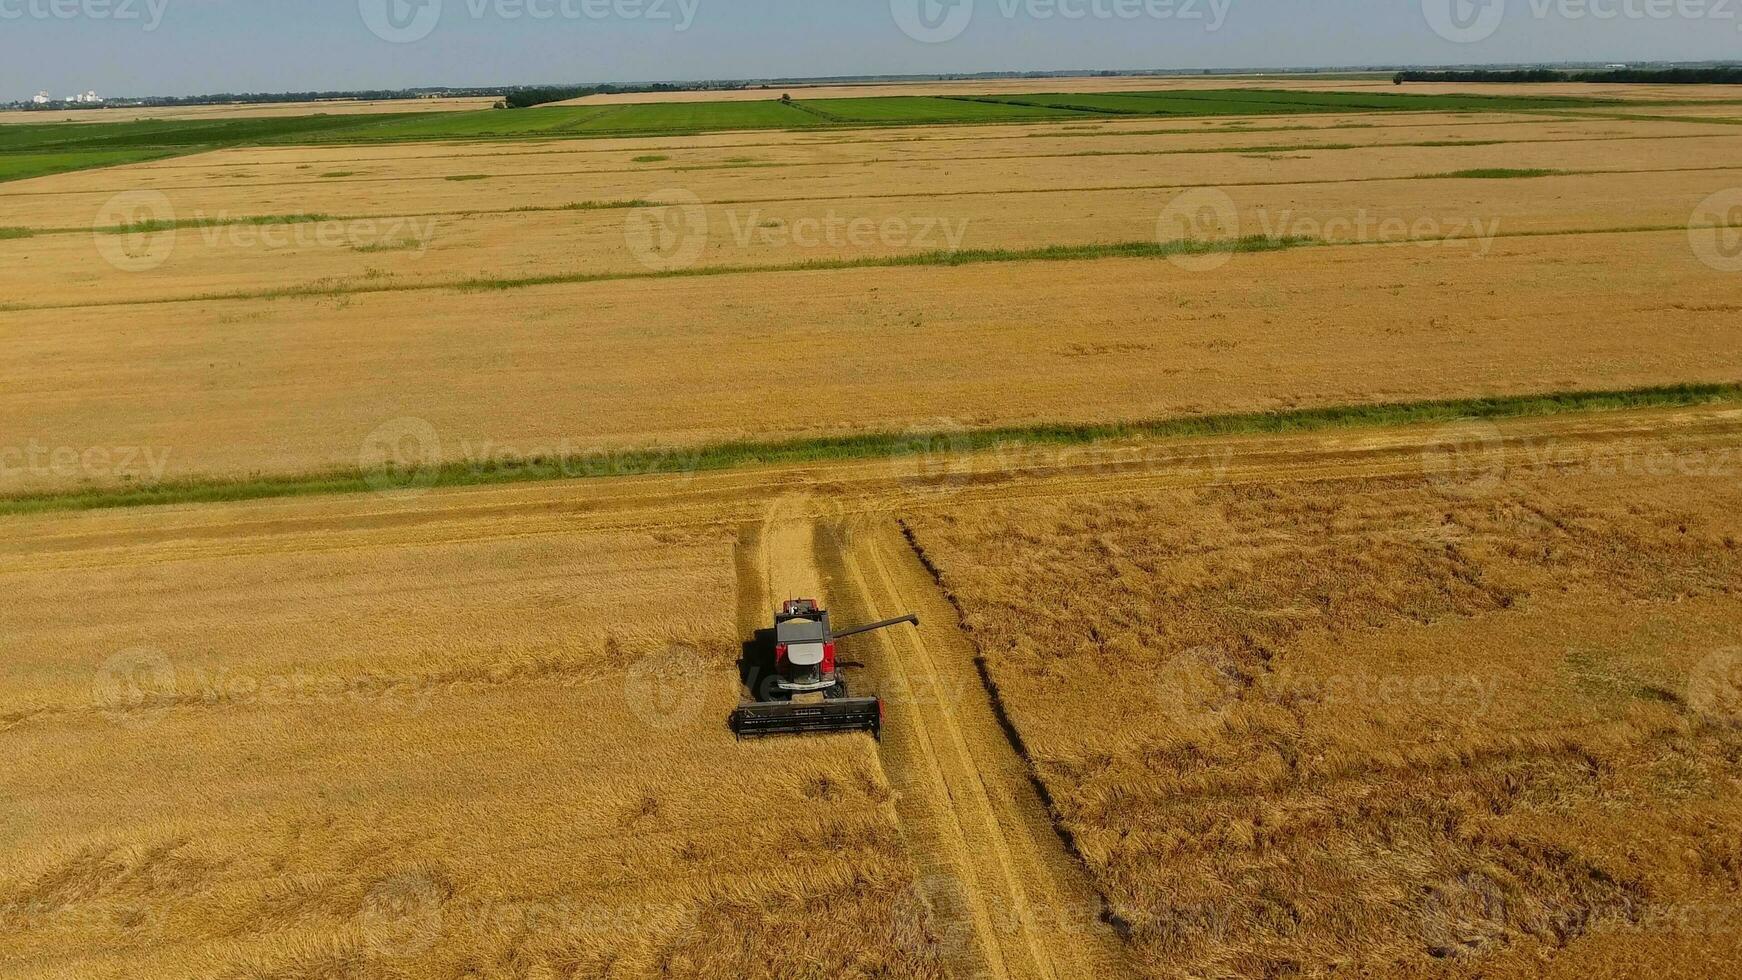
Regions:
[[1396, 67, 1742, 85]]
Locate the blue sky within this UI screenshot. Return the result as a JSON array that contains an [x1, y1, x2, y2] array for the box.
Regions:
[[3, 0, 1738, 98]]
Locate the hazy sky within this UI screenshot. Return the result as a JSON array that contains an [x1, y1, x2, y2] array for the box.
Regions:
[[3, 0, 1738, 98]]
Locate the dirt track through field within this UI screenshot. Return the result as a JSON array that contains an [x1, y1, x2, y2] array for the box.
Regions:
[[730, 489, 1133, 978], [817, 516, 1135, 979]]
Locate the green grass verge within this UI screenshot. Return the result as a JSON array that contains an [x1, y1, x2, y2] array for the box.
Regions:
[[1429, 168, 1574, 179], [17, 202, 645, 238], [99, 212, 337, 234], [4, 383, 1734, 518], [796, 96, 1086, 124], [0, 147, 181, 183], [448, 236, 1310, 292]]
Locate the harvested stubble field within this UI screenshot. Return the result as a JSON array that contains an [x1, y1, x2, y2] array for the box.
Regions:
[[0, 509, 946, 980], [3, 406, 1739, 979], [5, 81, 1742, 980]]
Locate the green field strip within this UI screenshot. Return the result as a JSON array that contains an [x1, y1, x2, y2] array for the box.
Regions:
[[0, 87, 1726, 190], [793, 96, 1083, 123], [4, 383, 1736, 518], [0, 147, 189, 184]]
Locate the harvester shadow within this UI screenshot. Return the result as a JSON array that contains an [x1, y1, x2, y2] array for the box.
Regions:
[[738, 628, 780, 703]]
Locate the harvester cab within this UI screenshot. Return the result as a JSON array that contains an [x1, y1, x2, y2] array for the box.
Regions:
[[729, 599, 918, 738], [772, 599, 837, 695]]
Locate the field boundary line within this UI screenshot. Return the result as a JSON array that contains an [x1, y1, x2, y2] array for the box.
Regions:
[[3, 384, 1737, 518]]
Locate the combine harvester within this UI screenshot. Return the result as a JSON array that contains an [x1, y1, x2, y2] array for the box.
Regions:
[[730, 599, 918, 738]]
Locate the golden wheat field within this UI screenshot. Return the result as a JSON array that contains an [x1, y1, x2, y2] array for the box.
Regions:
[[4, 92, 1742, 495], [4, 406, 1741, 979], [0, 504, 948, 980], [4, 75, 1742, 980], [902, 412, 1742, 978]]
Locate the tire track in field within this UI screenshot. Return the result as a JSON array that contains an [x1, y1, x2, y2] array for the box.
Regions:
[[735, 495, 1009, 978], [817, 515, 1136, 980], [734, 493, 825, 671]]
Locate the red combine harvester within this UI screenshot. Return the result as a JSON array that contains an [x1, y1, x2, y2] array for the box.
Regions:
[[729, 598, 918, 738]]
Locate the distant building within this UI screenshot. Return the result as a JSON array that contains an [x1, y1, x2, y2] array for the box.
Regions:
[[1606, 64, 1629, 70], [32, 91, 50, 104]]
